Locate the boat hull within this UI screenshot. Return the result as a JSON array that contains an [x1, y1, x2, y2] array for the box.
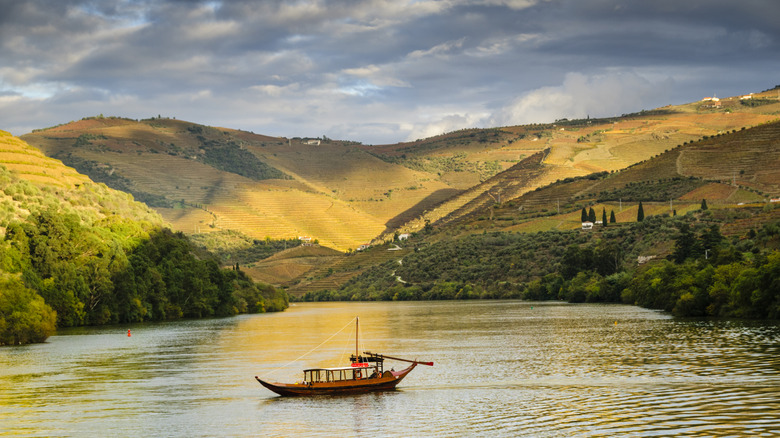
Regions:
[[257, 364, 416, 397]]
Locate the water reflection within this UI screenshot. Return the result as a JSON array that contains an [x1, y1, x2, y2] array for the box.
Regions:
[[1, 301, 778, 437]]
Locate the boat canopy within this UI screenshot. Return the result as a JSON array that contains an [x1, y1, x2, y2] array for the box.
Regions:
[[303, 365, 377, 372]]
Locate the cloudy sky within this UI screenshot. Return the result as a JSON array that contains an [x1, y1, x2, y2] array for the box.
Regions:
[[1, 0, 778, 144]]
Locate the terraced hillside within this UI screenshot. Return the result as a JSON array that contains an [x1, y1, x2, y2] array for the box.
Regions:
[[0, 130, 88, 188], [288, 116, 780, 296], [22, 118, 444, 251], [283, 244, 414, 297], [367, 90, 780, 239], [366, 90, 780, 183], [242, 245, 345, 287], [0, 129, 163, 231], [18, 88, 780, 281], [459, 119, 780, 235], [381, 149, 550, 241]]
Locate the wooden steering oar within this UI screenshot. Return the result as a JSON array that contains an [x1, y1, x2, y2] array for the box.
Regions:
[[366, 352, 434, 366]]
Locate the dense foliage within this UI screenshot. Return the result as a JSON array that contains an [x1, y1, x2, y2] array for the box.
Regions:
[[305, 215, 674, 301], [189, 230, 300, 266], [303, 211, 780, 319], [199, 139, 290, 181], [594, 177, 706, 202], [0, 165, 287, 345], [370, 151, 503, 181], [1, 209, 287, 332], [623, 254, 780, 318], [0, 276, 57, 345], [740, 98, 775, 107]]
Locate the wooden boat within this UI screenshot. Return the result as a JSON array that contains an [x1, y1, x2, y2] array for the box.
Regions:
[[255, 318, 433, 396]]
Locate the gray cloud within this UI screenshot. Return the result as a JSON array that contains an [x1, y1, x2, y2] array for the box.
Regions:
[[1, 0, 778, 144], [488, 71, 674, 126]]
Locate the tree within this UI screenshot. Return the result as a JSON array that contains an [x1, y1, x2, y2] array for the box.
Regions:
[[672, 223, 699, 263], [588, 207, 597, 223], [594, 241, 621, 276], [637, 201, 645, 222], [602, 208, 608, 226], [701, 199, 708, 210], [581, 208, 588, 222], [561, 245, 594, 280], [609, 210, 616, 223], [0, 277, 57, 345], [700, 225, 724, 260]]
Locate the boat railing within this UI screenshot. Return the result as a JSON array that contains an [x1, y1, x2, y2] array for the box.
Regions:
[[303, 364, 383, 384]]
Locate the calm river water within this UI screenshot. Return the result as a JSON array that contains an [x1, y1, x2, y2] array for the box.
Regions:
[[1, 301, 778, 437]]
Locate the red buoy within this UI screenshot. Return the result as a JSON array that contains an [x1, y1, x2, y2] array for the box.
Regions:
[[127, 329, 131, 337]]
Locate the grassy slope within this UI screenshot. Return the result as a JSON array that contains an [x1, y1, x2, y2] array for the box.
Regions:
[[458, 118, 780, 239], [0, 129, 164, 233], [243, 244, 345, 287], [368, 90, 780, 239], [0, 130, 89, 188], [22, 118, 456, 251], [18, 88, 780, 287], [287, 115, 780, 295]]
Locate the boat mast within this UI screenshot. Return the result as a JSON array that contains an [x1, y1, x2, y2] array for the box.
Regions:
[[355, 317, 359, 360]]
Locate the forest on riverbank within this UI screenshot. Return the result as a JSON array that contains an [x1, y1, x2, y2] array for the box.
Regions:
[[0, 164, 287, 346], [302, 207, 780, 320]]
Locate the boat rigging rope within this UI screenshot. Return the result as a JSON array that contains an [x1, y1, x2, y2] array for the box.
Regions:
[[338, 322, 356, 365], [259, 317, 357, 379]]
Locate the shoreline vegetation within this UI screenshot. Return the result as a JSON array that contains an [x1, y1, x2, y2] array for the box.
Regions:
[[4, 92, 780, 345], [0, 164, 287, 346], [299, 208, 780, 321]]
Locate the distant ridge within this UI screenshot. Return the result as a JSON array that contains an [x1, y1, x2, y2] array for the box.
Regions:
[[18, 88, 780, 283], [283, 117, 780, 296], [461, 119, 780, 234]]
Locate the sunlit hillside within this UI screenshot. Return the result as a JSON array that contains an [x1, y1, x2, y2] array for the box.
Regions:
[[19, 87, 780, 282], [22, 118, 460, 251], [0, 130, 162, 230], [373, 89, 780, 238], [0, 130, 88, 188], [0, 131, 288, 341], [282, 117, 780, 296], [458, 118, 780, 235]]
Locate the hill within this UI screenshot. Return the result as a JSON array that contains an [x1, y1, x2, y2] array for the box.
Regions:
[[18, 88, 780, 288], [372, 89, 780, 238], [287, 115, 780, 297], [0, 130, 160, 231], [298, 117, 780, 319], [22, 117, 457, 251], [478, 118, 780, 234], [0, 131, 287, 345]]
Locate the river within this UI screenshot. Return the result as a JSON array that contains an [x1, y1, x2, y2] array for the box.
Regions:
[[1, 301, 778, 437]]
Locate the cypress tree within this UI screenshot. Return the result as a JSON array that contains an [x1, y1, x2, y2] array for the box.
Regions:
[[588, 207, 596, 223], [701, 225, 724, 255], [701, 199, 708, 210], [602, 208, 607, 226], [581, 208, 588, 222], [637, 201, 645, 222], [610, 210, 616, 223], [672, 223, 698, 263]]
